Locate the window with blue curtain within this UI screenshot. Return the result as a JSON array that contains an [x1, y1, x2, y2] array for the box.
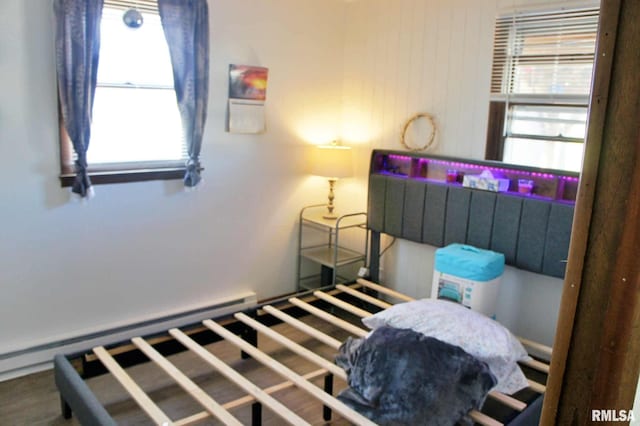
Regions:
[[55, 0, 209, 193]]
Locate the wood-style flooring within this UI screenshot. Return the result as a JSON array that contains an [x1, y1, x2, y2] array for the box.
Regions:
[[0, 316, 356, 425]]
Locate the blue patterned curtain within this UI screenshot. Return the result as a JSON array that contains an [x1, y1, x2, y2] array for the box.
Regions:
[[54, 0, 104, 198], [158, 0, 210, 188]]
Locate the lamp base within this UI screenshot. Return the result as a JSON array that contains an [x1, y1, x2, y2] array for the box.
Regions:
[[323, 178, 339, 220], [322, 212, 338, 220]]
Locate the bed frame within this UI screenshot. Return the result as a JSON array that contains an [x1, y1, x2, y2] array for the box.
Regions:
[[55, 281, 550, 425], [55, 150, 572, 425]]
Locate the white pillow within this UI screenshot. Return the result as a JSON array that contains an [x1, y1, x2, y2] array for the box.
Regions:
[[362, 299, 530, 394]]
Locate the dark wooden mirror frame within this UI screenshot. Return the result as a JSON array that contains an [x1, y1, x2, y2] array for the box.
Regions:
[[542, 0, 640, 423]]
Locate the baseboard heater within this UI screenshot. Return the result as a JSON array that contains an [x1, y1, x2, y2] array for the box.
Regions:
[[0, 291, 258, 381]]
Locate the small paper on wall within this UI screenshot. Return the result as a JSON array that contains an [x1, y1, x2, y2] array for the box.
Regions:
[[228, 99, 265, 134], [227, 64, 268, 134]]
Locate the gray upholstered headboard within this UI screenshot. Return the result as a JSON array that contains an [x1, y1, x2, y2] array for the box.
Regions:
[[367, 150, 578, 281]]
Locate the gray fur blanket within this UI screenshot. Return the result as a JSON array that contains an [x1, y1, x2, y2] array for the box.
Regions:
[[335, 326, 496, 425]]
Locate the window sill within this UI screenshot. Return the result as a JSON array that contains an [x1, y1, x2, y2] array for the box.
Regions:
[[59, 167, 188, 187]]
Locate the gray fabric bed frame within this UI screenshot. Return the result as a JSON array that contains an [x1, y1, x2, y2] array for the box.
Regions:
[[367, 149, 576, 283], [55, 354, 117, 426]]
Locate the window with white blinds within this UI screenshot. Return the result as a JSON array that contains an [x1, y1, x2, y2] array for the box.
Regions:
[[60, 0, 187, 179], [490, 6, 599, 104], [486, 5, 600, 172]]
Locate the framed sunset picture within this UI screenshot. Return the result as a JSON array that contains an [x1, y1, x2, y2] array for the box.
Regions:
[[229, 65, 269, 101]]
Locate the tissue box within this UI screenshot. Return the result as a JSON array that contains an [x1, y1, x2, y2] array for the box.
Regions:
[[462, 172, 510, 192]]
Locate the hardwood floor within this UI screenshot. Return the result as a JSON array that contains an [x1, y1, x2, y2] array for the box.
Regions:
[[0, 368, 79, 426], [0, 316, 356, 425]]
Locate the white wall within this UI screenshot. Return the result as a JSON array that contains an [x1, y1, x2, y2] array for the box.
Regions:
[[0, 0, 370, 372], [341, 0, 592, 346], [0, 0, 587, 376]]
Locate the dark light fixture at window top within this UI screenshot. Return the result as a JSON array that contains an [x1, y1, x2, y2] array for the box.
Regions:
[[123, 8, 143, 28], [108, 0, 162, 29]]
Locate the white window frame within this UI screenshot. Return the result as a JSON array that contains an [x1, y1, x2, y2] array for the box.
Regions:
[[486, 3, 600, 172]]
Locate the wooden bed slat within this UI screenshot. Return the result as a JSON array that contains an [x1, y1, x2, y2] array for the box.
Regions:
[[262, 305, 343, 349], [289, 297, 368, 337], [131, 337, 242, 426], [173, 369, 327, 426], [234, 312, 347, 381], [92, 346, 174, 425], [489, 391, 527, 412], [527, 379, 547, 394], [335, 284, 393, 309], [520, 358, 550, 374], [174, 411, 211, 426], [84, 318, 240, 363], [268, 307, 342, 351], [202, 319, 378, 426], [470, 409, 505, 426], [167, 329, 311, 426], [518, 337, 553, 358], [313, 291, 373, 318], [220, 368, 327, 411], [356, 278, 416, 302]]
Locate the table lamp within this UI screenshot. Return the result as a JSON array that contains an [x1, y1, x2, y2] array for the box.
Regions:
[[311, 142, 353, 219]]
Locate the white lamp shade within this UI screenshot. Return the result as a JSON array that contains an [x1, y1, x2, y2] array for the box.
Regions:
[[311, 144, 353, 178]]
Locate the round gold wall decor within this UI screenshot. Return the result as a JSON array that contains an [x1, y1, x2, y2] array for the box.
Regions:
[[400, 113, 436, 152]]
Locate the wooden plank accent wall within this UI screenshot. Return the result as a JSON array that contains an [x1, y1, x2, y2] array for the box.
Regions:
[[341, 0, 499, 157]]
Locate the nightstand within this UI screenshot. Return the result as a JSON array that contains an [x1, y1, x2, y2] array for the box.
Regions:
[[297, 204, 368, 292]]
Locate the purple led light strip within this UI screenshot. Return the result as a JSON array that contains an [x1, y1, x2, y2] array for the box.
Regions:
[[387, 156, 579, 181], [388, 154, 413, 161]]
